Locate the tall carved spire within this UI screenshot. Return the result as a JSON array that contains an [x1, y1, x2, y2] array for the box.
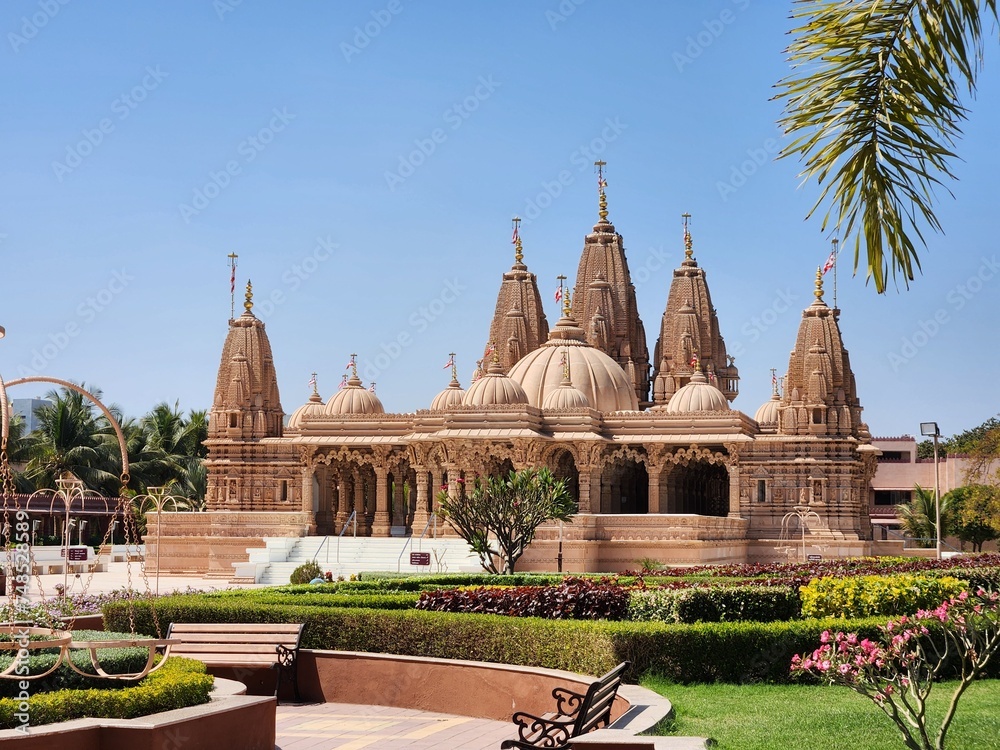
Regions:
[[485, 218, 549, 372], [651, 214, 739, 407], [571, 163, 651, 406], [209, 279, 284, 439], [777, 269, 868, 438]]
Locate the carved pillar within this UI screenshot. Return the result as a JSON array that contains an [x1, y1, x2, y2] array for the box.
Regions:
[[300, 465, 314, 516], [577, 466, 601, 514], [335, 470, 351, 531], [411, 466, 429, 533], [392, 470, 406, 529], [372, 465, 392, 536], [647, 466, 663, 514], [353, 468, 371, 535], [728, 462, 741, 518]]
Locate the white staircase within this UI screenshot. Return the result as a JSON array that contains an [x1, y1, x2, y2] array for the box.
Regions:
[[235, 535, 483, 585]]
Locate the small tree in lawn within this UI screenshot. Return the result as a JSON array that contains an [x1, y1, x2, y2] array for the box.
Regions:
[[437, 467, 575, 574]]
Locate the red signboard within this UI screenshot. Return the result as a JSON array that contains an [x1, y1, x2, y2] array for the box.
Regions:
[[67, 547, 89, 561], [409, 552, 431, 566]]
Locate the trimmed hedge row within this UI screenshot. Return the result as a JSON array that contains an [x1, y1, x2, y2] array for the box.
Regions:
[[628, 586, 801, 623], [0, 656, 213, 729], [105, 596, 887, 684], [202, 590, 421, 610], [415, 578, 630, 620]]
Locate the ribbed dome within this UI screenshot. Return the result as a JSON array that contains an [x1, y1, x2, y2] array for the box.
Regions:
[[508, 315, 638, 413], [430, 377, 466, 411], [542, 381, 591, 410], [754, 393, 781, 426], [462, 360, 529, 407], [287, 391, 325, 430], [325, 374, 385, 416], [663, 369, 729, 413]]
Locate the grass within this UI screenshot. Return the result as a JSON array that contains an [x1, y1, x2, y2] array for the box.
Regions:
[[642, 677, 1000, 749]]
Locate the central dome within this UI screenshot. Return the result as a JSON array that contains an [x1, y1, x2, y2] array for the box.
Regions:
[[508, 315, 638, 412], [325, 374, 385, 416], [461, 360, 529, 407], [663, 369, 729, 413]]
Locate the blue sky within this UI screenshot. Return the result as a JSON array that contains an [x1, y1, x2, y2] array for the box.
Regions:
[[1, 0, 997, 440]]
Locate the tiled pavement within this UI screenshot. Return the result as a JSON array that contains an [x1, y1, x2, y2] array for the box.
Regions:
[[275, 702, 519, 750]]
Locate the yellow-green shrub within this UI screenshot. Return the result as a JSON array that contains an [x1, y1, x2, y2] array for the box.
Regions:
[[800, 574, 968, 619]]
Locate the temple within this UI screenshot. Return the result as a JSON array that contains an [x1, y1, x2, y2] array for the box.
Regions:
[[156, 170, 879, 576]]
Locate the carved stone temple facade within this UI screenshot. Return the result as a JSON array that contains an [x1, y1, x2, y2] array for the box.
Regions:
[[155, 185, 880, 576]]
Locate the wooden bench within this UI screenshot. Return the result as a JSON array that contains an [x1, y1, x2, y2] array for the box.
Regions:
[[165, 622, 304, 703], [501, 661, 630, 749]]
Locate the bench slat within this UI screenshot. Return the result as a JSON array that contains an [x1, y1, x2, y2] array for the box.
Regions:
[[168, 623, 302, 634], [171, 643, 288, 654], [176, 654, 281, 666], [168, 633, 301, 645]]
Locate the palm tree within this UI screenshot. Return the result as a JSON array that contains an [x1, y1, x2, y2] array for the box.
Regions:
[[24, 384, 120, 495], [139, 402, 207, 504], [897, 485, 951, 548], [776, 1, 997, 292]]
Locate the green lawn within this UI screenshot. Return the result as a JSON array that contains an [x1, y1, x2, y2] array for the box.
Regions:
[[642, 677, 1000, 750]]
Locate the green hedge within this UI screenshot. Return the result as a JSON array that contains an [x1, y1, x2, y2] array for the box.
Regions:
[[0, 656, 213, 729], [105, 596, 886, 684], [800, 574, 968, 618], [628, 586, 801, 623], [201, 589, 421, 610]]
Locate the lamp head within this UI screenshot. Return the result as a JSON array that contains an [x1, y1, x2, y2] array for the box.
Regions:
[[920, 422, 940, 438], [0, 325, 5, 340]]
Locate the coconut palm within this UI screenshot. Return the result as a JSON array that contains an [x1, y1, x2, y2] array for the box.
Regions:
[[897, 485, 952, 548], [24, 384, 120, 495], [776, 1, 997, 292]]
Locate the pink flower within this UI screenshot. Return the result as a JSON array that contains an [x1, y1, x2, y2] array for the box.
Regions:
[[838, 664, 851, 674], [820, 630, 831, 644]]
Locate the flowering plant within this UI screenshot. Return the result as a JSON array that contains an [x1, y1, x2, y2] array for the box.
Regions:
[[791, 589, 1000, 750]]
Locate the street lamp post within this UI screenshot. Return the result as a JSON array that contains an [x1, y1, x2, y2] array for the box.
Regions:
[[920, 422, 942, 559]]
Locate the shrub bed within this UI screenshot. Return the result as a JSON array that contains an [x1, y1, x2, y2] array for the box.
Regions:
[[106, 596, 887, 684], [800, 574, 968, 618], [0, 656, 213, 729], [628, 586, 801, 623], [0, 630, 157, 695], [414, 577, 629, 620]]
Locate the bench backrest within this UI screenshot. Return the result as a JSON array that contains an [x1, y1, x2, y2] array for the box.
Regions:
[[166, 623, 304, 666], [572, 661, 628, 736]]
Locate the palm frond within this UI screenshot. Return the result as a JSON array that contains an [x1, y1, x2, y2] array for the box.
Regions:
[[776, 0, 997, 292]]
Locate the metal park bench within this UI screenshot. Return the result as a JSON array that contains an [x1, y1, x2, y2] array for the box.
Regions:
[[501, 661, 629, 749]]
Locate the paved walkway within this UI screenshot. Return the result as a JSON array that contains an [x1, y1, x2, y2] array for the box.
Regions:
[[275, 702, 517, 749]]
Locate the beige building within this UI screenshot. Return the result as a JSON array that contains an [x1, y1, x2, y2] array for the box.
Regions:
[[156, 186, 881, 576]]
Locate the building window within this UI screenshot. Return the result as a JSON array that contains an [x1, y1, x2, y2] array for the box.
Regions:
[[874, 490, 912, 506], [279, 480, 288, 503], [811, 408, 823, 424], [877, 451, 910, 463], [756, 479, 767, 503], [228, 413, 238, 429]]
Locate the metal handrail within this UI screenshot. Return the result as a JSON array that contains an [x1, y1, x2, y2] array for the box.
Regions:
[[881, 526, 962, 554], [395, 513, 439, 572], [336, 510, 357, 563]]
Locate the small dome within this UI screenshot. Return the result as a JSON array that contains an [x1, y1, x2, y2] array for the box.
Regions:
[[754, 393, 781, 426], [325, 374, 385, 416], [664, 369, 729, 413], [542, 381, 591, 410], [508, 315, 638, 413], [430, 377, 466, 411], [462, 360, 529, 407], [287, 391, 325, 430]]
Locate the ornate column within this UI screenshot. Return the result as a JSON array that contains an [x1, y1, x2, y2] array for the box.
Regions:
[[391, 469, 406, 529], [335, 470, 351, 532], [353, 468, 371, 535], [372, 465, 392, 536], [577, 465, 601, 514], [300, 465, 314, 515], [430, 468, 445, 535], [411, 466, 430, 533], [727, 462, 741, 518], [647, 465, 663, 514]]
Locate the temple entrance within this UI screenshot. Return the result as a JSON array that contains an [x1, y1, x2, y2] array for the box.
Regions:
[[666, 461, 729, 517], [601, 458, 648, 514]]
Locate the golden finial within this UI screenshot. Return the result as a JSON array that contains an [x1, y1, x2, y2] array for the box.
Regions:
[[512, 217, 523, 265], [491, 342, 500, 366], [815, 267, 824, 300], [563, 286, 572, 317], [682, 213, 693, 260], [244, 280, 253, 312], [595, 161, 608, 221]]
